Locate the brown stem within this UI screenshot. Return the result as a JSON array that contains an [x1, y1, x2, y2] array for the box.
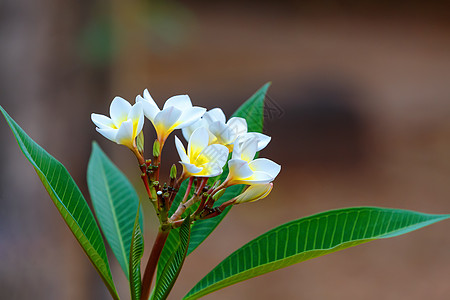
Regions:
[[192, 193, 209, 218], [171, 197, 194, 221], [201, 199, 236, 220], [194, 177, 208, 195], [210, 178, 230, 195], [182, 177, 194, 204], [140, 229, 170, 300]]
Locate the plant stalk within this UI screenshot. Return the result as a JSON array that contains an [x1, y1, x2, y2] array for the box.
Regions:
[[140, 229, 170, 300]]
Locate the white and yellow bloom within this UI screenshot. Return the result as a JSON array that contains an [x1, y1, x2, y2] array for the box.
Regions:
[[136, 89, 206, 145], [91, 97, 144, 149], [182, 108, 271, 151], [226, 137, 281, 184], [175, 127, 229, 177], [234, 183, 273, 204]]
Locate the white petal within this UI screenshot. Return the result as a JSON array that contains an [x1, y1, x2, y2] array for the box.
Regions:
[[254, 133, 271, 151], [136, 112, 144, 138], [175, 136, 189, 163], [163, 95, 192, 110], [115, 119, 134, 146], [96, 127, 117, 142], [227, 117, 248, 137], [128, 102, 143, 122], [237, 171, 273, 184], [174, 106, 207, 129], [91, 113, 115, 129], [248, 158, 281, 179], [203, 108, 226, 124], [209, 121, 235, 145], [180, 162, 203, 175], [239, 138, 258, 162], [228, 159, 253, 179], [128, 103, 144, 138], [110, 97, 132, 127], [197, 144, 229, 169], [238, 132, 271, 152], [188, 127, 210, 159], [154, 106, 182, 133], [137, 95, 160, 121], [198, 162, 223, 177], [143, 89, 154, 102], [181, 119, 204, 142], [231, 138, 242, 159]]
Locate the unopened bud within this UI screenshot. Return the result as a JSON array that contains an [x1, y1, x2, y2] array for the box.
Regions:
[[136, 131, 144, 154], [234, 183, 273, 204], [153, 140, 160, 157], [170, 164, 177, 179], [212, 188, 226, 201], [211, 180, 220, 190]]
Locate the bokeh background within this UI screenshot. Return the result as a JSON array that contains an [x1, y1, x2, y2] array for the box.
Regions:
[[1, 0, 450, 299]]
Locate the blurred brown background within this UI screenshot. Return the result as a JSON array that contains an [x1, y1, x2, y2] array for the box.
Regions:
[[1, 0, 450, 299]]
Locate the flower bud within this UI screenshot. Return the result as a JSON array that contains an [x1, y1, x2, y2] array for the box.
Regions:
[[136, 131, 144, 154], [212, 188, 226, 201], [234, 183, 273, 204], [153, 139, 161, 157], [170, 164, 177, 179]]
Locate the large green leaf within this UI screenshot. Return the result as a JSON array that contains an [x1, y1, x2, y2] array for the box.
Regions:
[[87, 142, 142, 279], [184, 207, 450, 299], [0, 106, 119, 299], [151, 217, 191, 300], [129, 206, 144, 300]]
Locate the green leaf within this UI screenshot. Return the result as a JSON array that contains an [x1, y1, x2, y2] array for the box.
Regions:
[[87, 142, 142, 279], [156, 229, 179, 281], [129, 205, 144, 300], [152, 217, 191, 300], [186, 82, 270, 254], [0, 106, 119, 299], [184, 207, 450, 299]]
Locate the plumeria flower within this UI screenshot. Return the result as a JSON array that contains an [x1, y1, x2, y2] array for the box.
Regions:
[[175, 127, 229, 177], [91, 97, 144, 149], [234, 183, 273, 204], [225, 137, 281, 185], [182, 108, 271, 151], [136, 89, 206, 146]]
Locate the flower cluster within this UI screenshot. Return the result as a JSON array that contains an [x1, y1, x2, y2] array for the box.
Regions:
[[91, 89, 280, 225]]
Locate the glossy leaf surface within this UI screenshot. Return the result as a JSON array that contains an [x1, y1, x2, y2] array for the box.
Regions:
[[88, 142, 142, 278], [0, 106, 119, 299], [185, 207, 450, 299], [129, 206, 144, 300]]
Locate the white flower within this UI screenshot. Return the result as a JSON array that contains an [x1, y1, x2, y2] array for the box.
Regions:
[[175, 127, 229, 177], [91, 97, 144, 149], [226, 137, 281, 184], [182, 108, 271, 151], [136, 89, 206, 145], [234, 183, 273, 204]]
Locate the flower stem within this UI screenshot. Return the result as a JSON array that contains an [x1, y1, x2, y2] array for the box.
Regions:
[[182, 177, 194, 204], [140, 228, 170, 300]]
